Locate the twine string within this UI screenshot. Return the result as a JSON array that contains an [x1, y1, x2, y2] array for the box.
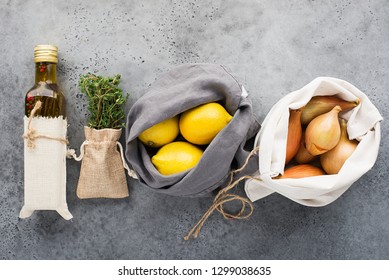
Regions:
[[116, 141, 138, 179], [23, 100, 69, 149], [184, 145, 261, 240]]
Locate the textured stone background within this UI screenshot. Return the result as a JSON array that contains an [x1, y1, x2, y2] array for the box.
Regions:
[[0, 0, 388, 259]]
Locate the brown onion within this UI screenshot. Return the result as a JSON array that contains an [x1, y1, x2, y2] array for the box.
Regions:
[[320, 119, 358, 174], [295, 131, 316, 164], [305, 106, 342, 156], [276, 164, 326, 179], [285, 109, 302, 164], [301, 96, 359, 125]]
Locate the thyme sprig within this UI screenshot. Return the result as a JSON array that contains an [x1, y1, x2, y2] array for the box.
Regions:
[[79, 73, 128, 130]]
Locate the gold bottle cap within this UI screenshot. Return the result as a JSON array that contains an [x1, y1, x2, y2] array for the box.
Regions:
[[34, 44, 58, 63]]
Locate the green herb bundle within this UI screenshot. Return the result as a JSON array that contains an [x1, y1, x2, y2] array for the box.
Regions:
[[79, 73, 128, 129]]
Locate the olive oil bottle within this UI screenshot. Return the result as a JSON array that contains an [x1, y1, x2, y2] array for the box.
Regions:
[[20, 44, 73, 220], [25, 45, 65, 118]]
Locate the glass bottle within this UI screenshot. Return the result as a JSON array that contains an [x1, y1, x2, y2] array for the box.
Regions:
[[25, 45, 66, 118]]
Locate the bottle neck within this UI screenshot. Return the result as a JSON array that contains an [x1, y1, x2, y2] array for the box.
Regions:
[[35, 62, 57, 84]]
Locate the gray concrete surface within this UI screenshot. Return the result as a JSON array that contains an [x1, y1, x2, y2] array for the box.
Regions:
[[1, 0, 388, 259]]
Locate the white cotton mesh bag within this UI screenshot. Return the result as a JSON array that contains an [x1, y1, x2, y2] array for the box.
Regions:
[[20, 114, 72, 220], [245, 77, 383, 207]]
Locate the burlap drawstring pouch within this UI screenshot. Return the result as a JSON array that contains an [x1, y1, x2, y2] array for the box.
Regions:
[[245, 77, 383, 206], [68, 127, 137, 199], [20, 101, 73, 220], [125, 63, 260, 197]]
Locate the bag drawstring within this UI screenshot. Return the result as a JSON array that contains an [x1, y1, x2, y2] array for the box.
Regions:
[[66, 140, 138, 179], [66, 141, 88, 161], [184, 145, 261, 240], [116, 141, 138, 179]]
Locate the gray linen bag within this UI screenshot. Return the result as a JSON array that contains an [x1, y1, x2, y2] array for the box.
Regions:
[[125, 64, 260, 197]]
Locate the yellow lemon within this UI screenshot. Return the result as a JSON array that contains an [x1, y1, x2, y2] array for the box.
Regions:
[[179, 103, 233, 145], [138, 116, 179, 148], [151, 141, 203, 175]]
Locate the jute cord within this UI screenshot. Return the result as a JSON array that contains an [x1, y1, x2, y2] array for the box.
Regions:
[[23, 101, 69, 149], [117, 141, 139, 179], [66, 138, 138, 179], [184, 145, 261, 240], [66, 141, 88, 161]]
